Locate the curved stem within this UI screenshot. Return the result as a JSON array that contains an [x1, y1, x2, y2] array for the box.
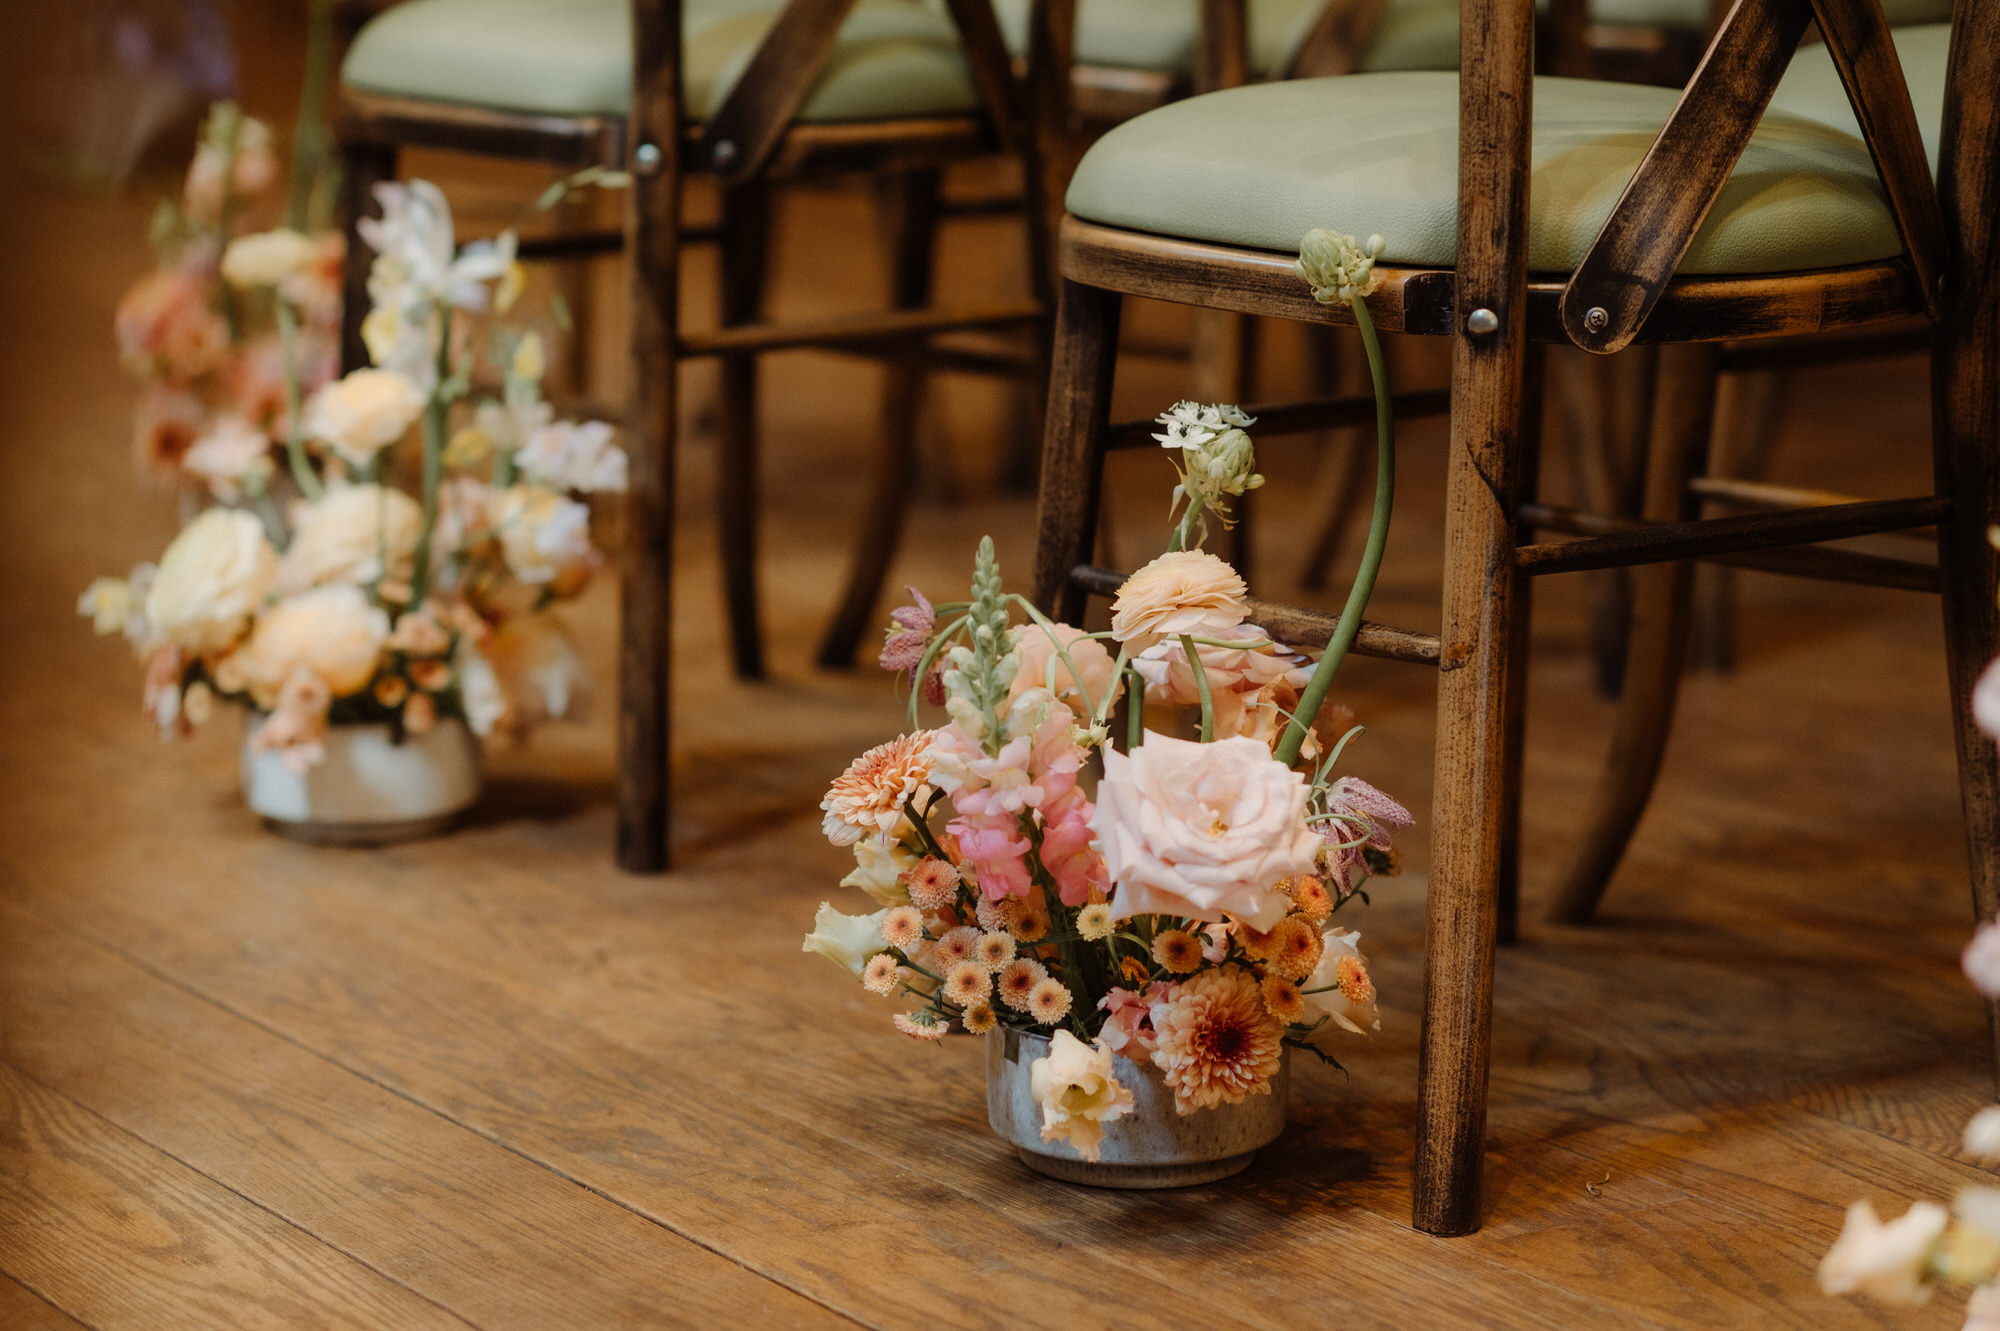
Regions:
[[405, 302, 452, 608], [1181, 633, 1214, 743], [1275, 295, 1394, 767], [276, 301, 323, 500]]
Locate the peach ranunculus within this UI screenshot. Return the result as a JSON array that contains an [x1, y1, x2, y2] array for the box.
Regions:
[[1008, 622, 1121, 724], [1108, 550, 1248, 651], [144, 508, 279, 656], [1132, 623, 1323, 752], [303, 368, 426, 469], [233, 584, 391, 706], [220, 228, 316, 288], [1029, 1030, 1134, 1162], [280, 484, 424, 593], [1090, 732, 1319, 932]]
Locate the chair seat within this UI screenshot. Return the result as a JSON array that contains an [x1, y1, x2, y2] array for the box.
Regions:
[[986, 0, 1460, 76], [341, 0, 983, 122], [1065, 71, 1903, 275], [1770, 23, 1948, 180]]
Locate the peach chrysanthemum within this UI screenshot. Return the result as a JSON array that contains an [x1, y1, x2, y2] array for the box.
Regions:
[[862, 953, 902, 996], [1076, 903, 1114, 941], [1150, 966, 1285, 1112], [1264, 915, 1324, 982], [944, 961, 991, 1007], [1012, 902, 1051, 943], [881, 906, 925, 951], [902, 857, 962, 912], [963, 1001, 999, 1034], [820, 730, 936, 846], [997, 958, 1049, 1011], [893, 1010, 947, 1042], [1238, 924, 1274, 962], [1027, 978, 1074, 1025], [1287, 875, 1334, 922], [975, 930, 1017, 972], [934, 926, 981, 968], [1151, 929, 1202, 974], [1336, 955, 1376, 1008], [1260, 974, 1306, 1024], [976, 895, 1020, 932]]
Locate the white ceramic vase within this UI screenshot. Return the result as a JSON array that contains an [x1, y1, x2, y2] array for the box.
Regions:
[[985, 1026, 1289, 1188], [240, 719, 482, 845]]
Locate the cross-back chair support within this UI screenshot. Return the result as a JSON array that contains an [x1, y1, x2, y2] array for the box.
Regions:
[[1030, 0, 1996, 1235], [336, 0, 1051, 872]]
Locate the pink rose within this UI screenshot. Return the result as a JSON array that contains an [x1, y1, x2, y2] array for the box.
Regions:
[[1090, 733, 1320, 931]]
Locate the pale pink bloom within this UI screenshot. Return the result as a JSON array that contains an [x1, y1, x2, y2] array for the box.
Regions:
[[1965, 920, 2000, 999], [1097, 984, 1169, 1063], [142, 643, 187, 736], [1037, 761, 1106, 907], [516, 419, 627, 493], [115, 268, 228, 384], [183, 417, 274, 501], [1966, 1285, 2000, 1331], [950, 812, 1034, 900], [248, 670, 334, 774], [1817, 1199, 1947, 1304], [1009, 622, 1121, 723]]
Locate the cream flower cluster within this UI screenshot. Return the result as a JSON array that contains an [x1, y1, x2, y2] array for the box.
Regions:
[[1295, 228, 1386, 305]]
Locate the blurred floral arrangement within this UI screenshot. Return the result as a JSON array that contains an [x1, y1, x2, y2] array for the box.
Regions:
[[80, 75, 628, 773]]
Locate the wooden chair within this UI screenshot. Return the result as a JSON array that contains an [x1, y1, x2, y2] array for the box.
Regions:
[[334, 0, 1046, 872], [1028, 0, 1998, 1234]]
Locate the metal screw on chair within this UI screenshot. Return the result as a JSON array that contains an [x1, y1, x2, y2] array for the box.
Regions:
[[634, 142, 662, 174], [711, 139, 738, 168], [1583, 306, 1610, 333], [1466, 307, 1500, 336]]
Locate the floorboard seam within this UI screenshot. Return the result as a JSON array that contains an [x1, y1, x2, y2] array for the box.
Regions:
[[26, 904, 880, 1331], [0, 1268, 99, 1331], [2, 1060, 489, 1331]]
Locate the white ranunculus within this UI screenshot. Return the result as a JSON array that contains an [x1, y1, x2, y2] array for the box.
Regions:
[[1302, 926, 1380, 1036], [220, 228, 316, 288], [1090, 732, 1318, 932], [1817, 1199, 1948, 1304], [455, 645, 507, 738], [1029, 1031, 1134, 1163], [488, 484, 594, 586], [281, 484, 424, 592], [303, 368, 426, 469], [235, 584, 390, 706], [801, 902, 890, 975], [841, 837, 918, 906], [516, 419, 628, 493], [359, 179, 516, 313], [144, 508, 278, 655]]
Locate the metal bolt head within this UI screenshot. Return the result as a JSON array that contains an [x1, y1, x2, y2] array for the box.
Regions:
[[1583, 306, 1610, 333], [1466, 307, 1500, 336], [633, 142, 662, 173], [711, 139, 738, 167]]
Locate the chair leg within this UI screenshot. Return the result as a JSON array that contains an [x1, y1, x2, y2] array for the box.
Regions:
[[817, 169, 942, 669], [1545, 342, 1721, 925], [1932, 261, 2000, 1073], [1031, 278, 1122, 623], [615, 129, 683, 875], [1689, 368, 1788, 673], [1558, 346, 1655, 697], [336, 139, 397, 374], [716, 181, 772, 681], [1496, 344, 1549, 946]]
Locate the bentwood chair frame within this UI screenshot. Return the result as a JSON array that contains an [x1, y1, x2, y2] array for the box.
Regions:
[[335, 0, 1051, 872], [1029, 0, 2000, 1233]]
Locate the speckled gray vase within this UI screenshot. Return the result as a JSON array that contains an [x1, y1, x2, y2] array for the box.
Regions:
[[986, 1027, 1289, 1188], [241, 719, 481, 845]]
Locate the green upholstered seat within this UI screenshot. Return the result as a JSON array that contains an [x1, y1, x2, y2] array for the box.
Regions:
[[986, 0, 1460, 76], [1770, 23, 1948, 180], [1064, 71, 1904, 274], [341, 0, 983, 122]]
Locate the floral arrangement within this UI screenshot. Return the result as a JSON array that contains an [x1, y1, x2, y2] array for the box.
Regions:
[[804, 229, 1410, 1163], [81, 87, 627, 771]]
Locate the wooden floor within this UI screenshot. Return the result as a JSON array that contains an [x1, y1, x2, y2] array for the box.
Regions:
[[2, 62, 1995, 1331]]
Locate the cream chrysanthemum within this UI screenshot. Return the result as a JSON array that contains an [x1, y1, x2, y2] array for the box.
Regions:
[[1150, 966, 1286, 1113], [1027, 978, 1074, 1025], [862, 953, 902, 996], [963, 1001, 999, 1034], [933, 926, 981, 968], [1151, 929, 1202, 975], [1264, 915, 1324, 982], [1076, 903, 1114, 941], [893, 1011, 947, 1042], [820, 731, 935, 846], [944, 961, 991, 1007], [997, 958, 1049, 1011], [975, 930, 1017, 972], [902, 857, 961, 912], [881, 906, 925, 951], [1108, 551, 1248, 650]]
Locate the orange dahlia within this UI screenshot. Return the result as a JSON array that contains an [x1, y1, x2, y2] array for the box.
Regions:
[[1149, 967, 1285, 1113]]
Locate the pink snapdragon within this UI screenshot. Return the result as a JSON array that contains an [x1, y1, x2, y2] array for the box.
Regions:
[[950, 812, 1035, 900]]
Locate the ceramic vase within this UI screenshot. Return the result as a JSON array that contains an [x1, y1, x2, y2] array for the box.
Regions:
[[241, 719, 481, 845]]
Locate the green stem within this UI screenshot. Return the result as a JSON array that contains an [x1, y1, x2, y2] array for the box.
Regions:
[[288, 0, 336, 230], [1125, 663, 1145, 750], [276, 302, 323, 500], [1275, 295, 1395, 767], [1181, 633, 1214, 743], [406, 302, 452, 608]]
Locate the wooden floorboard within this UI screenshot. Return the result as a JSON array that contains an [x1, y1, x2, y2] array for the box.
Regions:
[[0, 1273, 93, 1331]]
